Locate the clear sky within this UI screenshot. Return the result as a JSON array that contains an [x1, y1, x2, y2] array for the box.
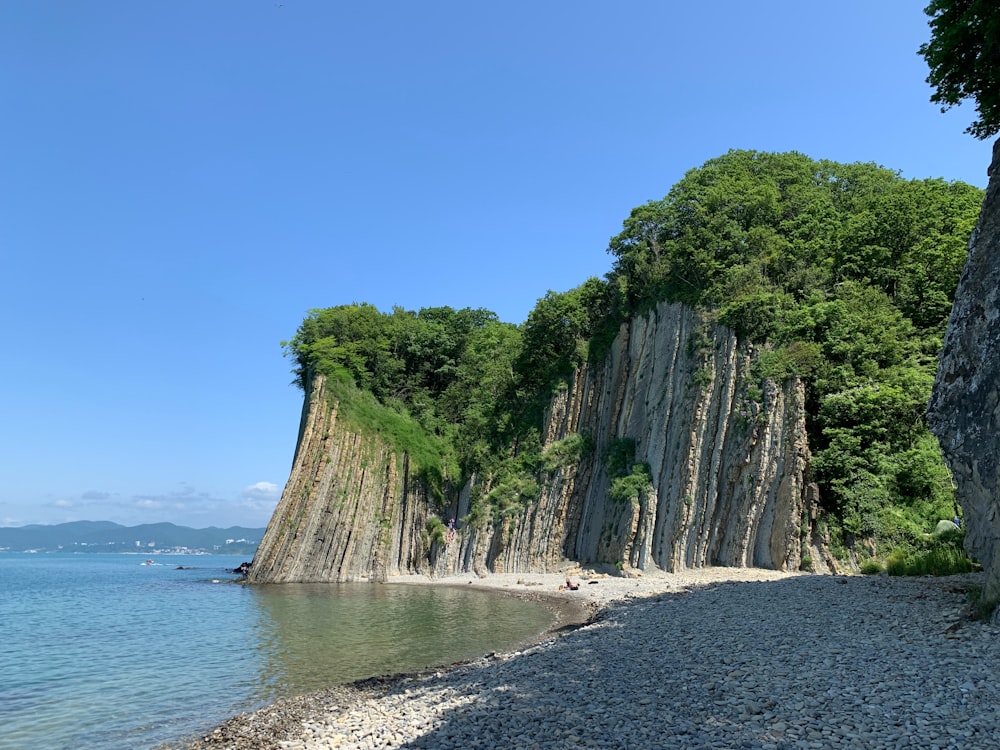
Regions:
[[0, 1, 991, 529]]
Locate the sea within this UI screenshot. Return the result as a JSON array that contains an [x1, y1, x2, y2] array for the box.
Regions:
[[0, 553, 556, 750]]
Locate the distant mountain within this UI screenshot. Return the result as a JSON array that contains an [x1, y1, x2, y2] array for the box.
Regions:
[[0, 521, 266, 554]]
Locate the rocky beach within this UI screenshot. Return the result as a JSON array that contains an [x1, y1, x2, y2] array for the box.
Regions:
[[166, 567, 1000, 750]]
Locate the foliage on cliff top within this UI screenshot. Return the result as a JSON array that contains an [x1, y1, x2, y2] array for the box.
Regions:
[[607, 150, 982, 549], [607, 150, 980, 333], [285, 149, 983, 554], [283, 303, 523, 490]]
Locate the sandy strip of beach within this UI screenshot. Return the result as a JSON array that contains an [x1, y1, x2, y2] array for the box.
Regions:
[[170, 566, 998, 750], [390, 567, 804, 635]]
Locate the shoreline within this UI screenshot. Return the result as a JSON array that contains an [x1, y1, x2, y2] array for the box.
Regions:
[[390, 566, 805, 638], [170, 567, 996, 749], [166, 566, 803, 750]]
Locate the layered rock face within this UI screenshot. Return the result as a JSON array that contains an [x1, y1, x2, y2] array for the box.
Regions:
[[250, 301, 813, 583], [248, 373, 434, 583], [553, 304, 811, 574], [929, 139, 1000, 602]]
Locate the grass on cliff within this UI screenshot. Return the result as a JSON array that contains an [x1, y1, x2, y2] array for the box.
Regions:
[[886, 543, 979, 577], [323, 371, 458, 504], [858, 526, 979, 577]]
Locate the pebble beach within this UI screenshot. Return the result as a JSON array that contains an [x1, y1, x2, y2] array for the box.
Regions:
[[176, 568, 1000, 750]]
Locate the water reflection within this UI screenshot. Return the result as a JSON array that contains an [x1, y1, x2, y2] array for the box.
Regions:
[[248, 583, 554, 699]]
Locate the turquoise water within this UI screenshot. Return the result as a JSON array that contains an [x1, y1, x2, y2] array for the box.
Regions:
[[0, 553, 555, 750]]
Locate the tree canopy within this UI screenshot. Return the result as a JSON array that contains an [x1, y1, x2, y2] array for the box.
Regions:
[[607, 150, 982, 544], [607, 150, 981, 333], [919, 0, 1000, 139], [285, 149, 983, 557]]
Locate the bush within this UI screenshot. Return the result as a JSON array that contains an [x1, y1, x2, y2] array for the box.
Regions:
[[485, 472, 539, 517], [896, 545, 977, 576], [885, 531, 978, 577], [424, 516, 447, 546], [609, 464, 652, 504], [541, 433, 593, 472], [605, 438, 637, 477], [859, 559, 883, 575], [885, 549, 910, 576]]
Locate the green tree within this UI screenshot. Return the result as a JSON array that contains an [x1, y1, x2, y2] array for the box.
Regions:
[[512, 278, 616, 401], [444, 319, 522, 469], [919, 0, 1000, 139], [606, 150, 981, 552], [284, 150, 983, 560], [283, 303, 403, 395]]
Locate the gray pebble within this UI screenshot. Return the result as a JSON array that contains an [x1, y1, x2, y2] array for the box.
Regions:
[[180, 573, 1000, 750]]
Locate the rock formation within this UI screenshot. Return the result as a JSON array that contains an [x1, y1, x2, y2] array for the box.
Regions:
[[929, 138, 1000, 604], [250, 301, 815, 583]]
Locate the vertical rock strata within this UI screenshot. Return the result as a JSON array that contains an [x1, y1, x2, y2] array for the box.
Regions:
[[558, 303, 810, 574], [251, 301, 811, 583], [248, 374, 433, 583], [929, 139, 1000, 603]]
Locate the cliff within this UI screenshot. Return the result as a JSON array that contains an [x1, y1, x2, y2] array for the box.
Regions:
[[250, 301, 816, 583], [928, 138, 1000, 604]]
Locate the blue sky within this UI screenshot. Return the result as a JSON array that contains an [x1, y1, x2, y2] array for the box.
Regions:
[[0, 1, 991, 529]]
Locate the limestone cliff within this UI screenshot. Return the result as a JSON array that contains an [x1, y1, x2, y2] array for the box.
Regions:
[[929, 139, 1000, 603], [248, 372, 434, 582], [250, 301, 814, 583]]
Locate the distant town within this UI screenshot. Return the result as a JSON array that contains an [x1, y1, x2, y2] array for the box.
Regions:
[[0, 521, 265, 555], [66, 536, 259, 555]]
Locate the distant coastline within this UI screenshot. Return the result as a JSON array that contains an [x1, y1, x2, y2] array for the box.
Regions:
[[1, 548, 243, 556], [0, 520, 265, 555]]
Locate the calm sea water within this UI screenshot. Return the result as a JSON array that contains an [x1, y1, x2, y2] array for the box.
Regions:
[[0, 553, 555, 750]]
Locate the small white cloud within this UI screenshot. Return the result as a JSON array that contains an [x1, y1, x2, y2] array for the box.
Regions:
[[238, 482, 282, 521], [243, 481, 280, 501], [52, 498, 76, 508]]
